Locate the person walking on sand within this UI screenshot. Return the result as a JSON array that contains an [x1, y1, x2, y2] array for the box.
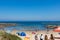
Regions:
[[50, 34, 54, 40], [35, 34, 38, 40], [45, 35, 48, 40], [40, 34, 44, 40]]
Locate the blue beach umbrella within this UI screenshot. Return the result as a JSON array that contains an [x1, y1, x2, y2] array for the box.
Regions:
[[17, 32, 26, 36], [20, 32, 26, 36]]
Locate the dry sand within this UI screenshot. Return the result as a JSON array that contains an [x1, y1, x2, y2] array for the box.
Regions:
[[11, 30, 60, 40]]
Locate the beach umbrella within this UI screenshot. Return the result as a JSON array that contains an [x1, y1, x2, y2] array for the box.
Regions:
[[53, 27, 60, 32], [53, 27, 60, 35], [20, 32, 26, 36], [16, 32, 26, 36]]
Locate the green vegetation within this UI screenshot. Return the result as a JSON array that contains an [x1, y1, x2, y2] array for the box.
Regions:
[[0, 31, 22, 40]]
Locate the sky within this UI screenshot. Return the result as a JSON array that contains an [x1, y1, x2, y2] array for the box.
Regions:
[[0, 0, 60, 21]]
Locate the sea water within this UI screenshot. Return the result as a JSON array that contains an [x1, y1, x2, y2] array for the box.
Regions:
[[2, 21, 60, 33]]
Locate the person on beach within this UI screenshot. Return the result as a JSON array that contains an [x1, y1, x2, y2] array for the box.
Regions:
[[45, 35, 48, 40], [40, 34, 44, 40], [50, 34, 54, 40], [35, 34, 38, 40]]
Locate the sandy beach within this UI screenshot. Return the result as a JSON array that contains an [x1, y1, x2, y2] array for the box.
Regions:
[[10, 30, 60, 40]]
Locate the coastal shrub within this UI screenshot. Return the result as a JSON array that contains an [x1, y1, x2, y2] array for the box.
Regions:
[[0, 32, 22, 40]]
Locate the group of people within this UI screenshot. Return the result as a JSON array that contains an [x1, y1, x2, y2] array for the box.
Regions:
[[35, 34, 54, 40]]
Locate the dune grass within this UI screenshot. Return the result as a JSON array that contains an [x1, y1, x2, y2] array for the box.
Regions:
[[0, 31, 22, 40]]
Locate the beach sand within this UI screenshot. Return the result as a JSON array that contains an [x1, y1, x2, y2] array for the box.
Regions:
[[11, 30, 60, 40]]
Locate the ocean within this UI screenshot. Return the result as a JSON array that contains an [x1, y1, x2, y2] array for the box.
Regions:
[[0, 21, 60, 33]]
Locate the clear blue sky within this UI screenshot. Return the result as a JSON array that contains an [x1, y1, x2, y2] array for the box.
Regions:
[[0, 0, 60, 21]]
